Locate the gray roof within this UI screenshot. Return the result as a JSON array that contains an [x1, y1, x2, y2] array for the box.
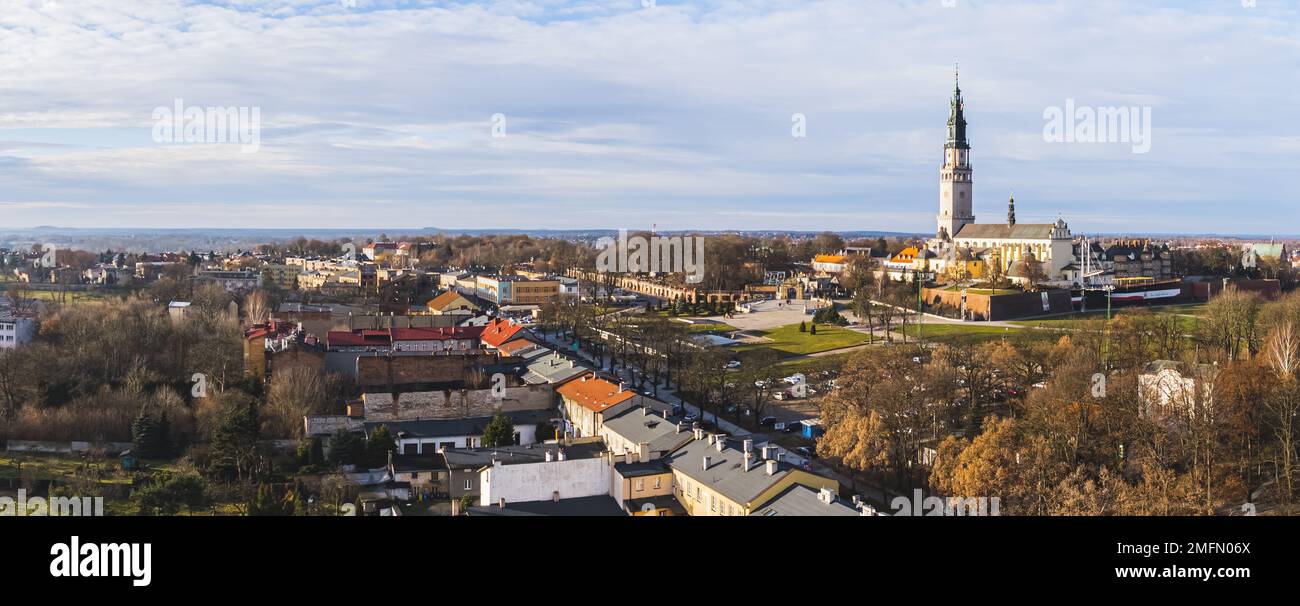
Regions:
[[954, 223, 1055, 241], [750, 485, 861, 517], [441, 441, 606, 471], [522, 351, 590, 385], [304, 415, 364, 437], [666, 435, 801, 507], [602, 408, 693, 456], [467, 495, 626, 516], [367, 409, 554, 440]]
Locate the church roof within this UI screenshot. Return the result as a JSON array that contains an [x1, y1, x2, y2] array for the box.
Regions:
[[954, 223, 1056, 241]]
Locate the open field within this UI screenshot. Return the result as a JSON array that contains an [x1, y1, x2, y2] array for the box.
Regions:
[[0, 286, 115, 305], [1008, 302, 1206, 332], [734, 322, 872, 357], [903, 322, 1025, 344]]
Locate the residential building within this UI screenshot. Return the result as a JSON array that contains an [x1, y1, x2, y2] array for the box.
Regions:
[[478, 441, 610, 507], [556, 373, 635, 437], [1138, 360, 1220, 420], [665, 432, 841, 516], [426, 290, 481, 316], [0, 313, 37, 349]]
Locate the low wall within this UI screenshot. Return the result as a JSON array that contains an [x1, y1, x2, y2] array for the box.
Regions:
[[5, 440, 133, 454], [922, 288, 1073, 321]]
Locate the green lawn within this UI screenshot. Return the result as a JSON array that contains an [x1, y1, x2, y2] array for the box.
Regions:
[[1009, 304, 1203, 333], [682, 321, 739, 334], [734, 322, 871, 357], [940, 285, 1020, 296], [775, 352, 852, 375], [903, 322, 1024, 344], [1, 288, 112, 305]]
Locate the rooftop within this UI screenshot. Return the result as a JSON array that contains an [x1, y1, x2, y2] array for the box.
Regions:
[[750, 485, 861, 517], [467, 494, 626, 516], [555, 373, 635, 411]]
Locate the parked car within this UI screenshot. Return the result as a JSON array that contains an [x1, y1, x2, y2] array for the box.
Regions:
[[682, 412, 699, 423], [759, 416, 777, 427], [725, 360, 742, 369], [782, 423, 800, 433], [795, 446, 815, 458]]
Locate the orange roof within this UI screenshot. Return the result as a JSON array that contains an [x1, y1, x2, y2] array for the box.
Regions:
[[480, 318, 526, 348], [813, 254, 845, 264], [891, 246, 919, 263], [556, 373, 634, 412], [497, 338, 542, 356], [427, 290, 475, 311]]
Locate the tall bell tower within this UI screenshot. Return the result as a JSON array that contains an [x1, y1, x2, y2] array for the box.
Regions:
[[937, 66, 974, 240]]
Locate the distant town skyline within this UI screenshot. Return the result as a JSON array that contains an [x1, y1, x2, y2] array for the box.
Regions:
[[0, 0, 1296, 234]]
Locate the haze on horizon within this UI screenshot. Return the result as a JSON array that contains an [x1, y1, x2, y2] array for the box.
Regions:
[[0, 0, 1296, 235]]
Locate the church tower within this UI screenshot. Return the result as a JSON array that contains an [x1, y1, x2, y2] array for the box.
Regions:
[[937, 67, 974, 239]]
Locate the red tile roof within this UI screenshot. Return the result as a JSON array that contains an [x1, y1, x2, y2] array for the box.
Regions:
[[390, 326, 484, 342], [556, 373, 635, 412], [480, 318, 526, 349]]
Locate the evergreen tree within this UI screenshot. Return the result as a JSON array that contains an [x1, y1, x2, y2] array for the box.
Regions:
[[481, 413, 515, 448], [131, 411, 172, 458]]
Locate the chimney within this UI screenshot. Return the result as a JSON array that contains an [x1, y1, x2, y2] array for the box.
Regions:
[[852, 495, 862, 508], [743, 439, 753, 455], [760, 445, 771, 460], [743, 451, 753, 472], [642, 406, 648, 417], [638, 442, 650, 463], [552, 490, 560, 502], [715, 436, 726, 452], [557, 449, 567, 461], [676, 422, 684, 434], [624, 451, 634, 465], [619, 382, 625, 393], [702, 456, 711, 471], [765, 459, 778, 476], [693, 428, 704, 440], [545, 450, 553, 462], [819, 487, 835, 504], [498, 497, 506, 509]]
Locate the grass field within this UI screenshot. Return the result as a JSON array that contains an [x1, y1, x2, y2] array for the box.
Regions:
[[940, 285, 1020, 296], [903, 322, 1024, 344], [734, 322, 872, 357], [0, 287, 113, 305], [1008, 303, 1205, 333]]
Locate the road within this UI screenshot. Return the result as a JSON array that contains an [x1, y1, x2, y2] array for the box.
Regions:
[[532, 328, 905, 507]]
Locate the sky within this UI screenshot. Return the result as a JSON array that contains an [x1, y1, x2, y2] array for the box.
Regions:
[[0, 0, 1297, 235]]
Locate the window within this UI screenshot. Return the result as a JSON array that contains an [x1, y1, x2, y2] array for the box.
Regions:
[[635, 478, 644, 492], [653, 477, 661, 490], [464, 479, 473, 490]]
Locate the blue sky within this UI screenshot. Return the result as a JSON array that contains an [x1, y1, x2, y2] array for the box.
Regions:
[[0, 0, 1296, 234]]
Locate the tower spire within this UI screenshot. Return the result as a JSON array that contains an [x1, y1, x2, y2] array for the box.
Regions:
[[1007, 192, 1016, 226], [947, 65, 968, 149]]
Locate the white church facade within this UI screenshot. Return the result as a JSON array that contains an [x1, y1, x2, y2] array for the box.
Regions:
[[926, 71, 1081, 287]]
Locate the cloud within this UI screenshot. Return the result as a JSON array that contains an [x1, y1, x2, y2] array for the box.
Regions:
[[0, 0, 1295, 233]]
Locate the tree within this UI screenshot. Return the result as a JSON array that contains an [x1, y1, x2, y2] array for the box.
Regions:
[[799, 321, 806, 333], [131, 411, 172, 458], [809, 323, 817, 335], [207, 391, 262, 481], [135, 472, 210, 515], [481, 413, 516, 448], [365, 425, 396, 467], [327, 429, 364, 467]]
